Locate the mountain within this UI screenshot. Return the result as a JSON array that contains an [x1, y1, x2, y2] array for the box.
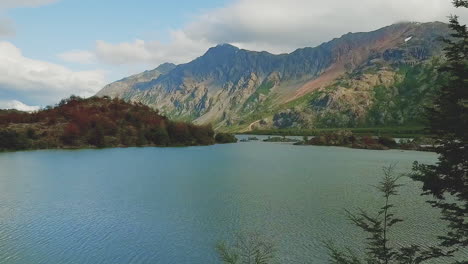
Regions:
[[96, 22, 450, 131], [97, 63, 176, 98]]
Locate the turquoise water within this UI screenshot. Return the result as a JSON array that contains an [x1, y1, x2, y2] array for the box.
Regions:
[[0, 140, 465, 263]]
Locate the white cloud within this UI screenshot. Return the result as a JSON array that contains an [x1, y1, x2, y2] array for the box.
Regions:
[[94, 30, 210, 65], [0, 100, 39, 112], [70, 0, 468, 68], [184, 0, 468, 53], [0, 41, 107, 104], [95, 39, 155, 65], [58, 50, 96, 64]]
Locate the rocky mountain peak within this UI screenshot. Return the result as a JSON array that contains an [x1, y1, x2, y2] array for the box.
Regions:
[[96, 22, 450, 130]]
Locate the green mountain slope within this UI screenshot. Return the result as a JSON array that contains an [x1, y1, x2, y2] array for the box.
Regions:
[[96, 22, 449, 131]]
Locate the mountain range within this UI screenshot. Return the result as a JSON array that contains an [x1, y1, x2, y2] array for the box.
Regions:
[[96, 22, 449, 131]]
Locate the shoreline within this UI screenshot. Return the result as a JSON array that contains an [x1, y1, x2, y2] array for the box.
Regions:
[[240, 127, 430, 138], [0, 142, 232, 154], [237, 134, 438, 153]]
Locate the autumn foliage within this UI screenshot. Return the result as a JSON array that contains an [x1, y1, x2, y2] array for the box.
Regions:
[[0, 96, 216, 151]]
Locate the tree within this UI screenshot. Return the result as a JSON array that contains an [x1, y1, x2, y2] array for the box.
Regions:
[[189, 124, 215, 145], [327, 165, 442, 264], [88, 124, 106, 148], [146, 126, 170, 146], [167, 122, 193, 145], [26, 128, 39, 140], [215, 133, 238, 144], [136, 128, 148, 146], [453, 0, 468, 8], [0, 129, 29, 150], [216, 232, 276, 264], [0, 96, 215, 151], [411, 0, 468, 257], [62, 122, 81, 145]]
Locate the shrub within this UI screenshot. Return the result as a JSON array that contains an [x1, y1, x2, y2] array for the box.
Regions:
[[361, 136, 378, 146], [190, 124, 215, 145], [0, 129, 29, 150], [378, 136, 398, 148], [215, 133, 238, 144]]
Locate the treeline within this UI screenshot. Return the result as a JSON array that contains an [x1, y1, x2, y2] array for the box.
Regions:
[[244, 126, 429, 138], [0, 96, 234, 151], [296, 130, 436, 151]]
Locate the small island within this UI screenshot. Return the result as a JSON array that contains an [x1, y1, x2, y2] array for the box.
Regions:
[[263, 136, 300, 143], [0, 96, 236, 152], [294, 130, 436, 151]]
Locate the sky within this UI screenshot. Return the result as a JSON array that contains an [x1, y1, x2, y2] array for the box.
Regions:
[[0, 0, 467, 111]]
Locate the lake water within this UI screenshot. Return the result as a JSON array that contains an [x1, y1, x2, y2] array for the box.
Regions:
[[0, 139, 466, 263]]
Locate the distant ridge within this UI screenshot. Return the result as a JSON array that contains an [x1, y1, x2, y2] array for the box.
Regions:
[[97, 22, 449, 131]]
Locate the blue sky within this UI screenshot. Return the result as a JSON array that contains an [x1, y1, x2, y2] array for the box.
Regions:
[[8, 0, 229, 64], [0, 0, 466, 110]]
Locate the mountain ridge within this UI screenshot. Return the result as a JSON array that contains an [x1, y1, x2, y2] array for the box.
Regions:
[[96, 21, 449, 131]]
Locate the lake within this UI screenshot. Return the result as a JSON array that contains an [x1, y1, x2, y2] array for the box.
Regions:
[[0, 139, 466, 263]]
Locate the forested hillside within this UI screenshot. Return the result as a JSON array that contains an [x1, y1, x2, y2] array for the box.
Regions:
[[0, 96, 217, 151]]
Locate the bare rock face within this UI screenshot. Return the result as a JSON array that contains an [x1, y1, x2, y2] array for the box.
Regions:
[[96, 22, 449, 130], [97, 63, 176, 99]]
